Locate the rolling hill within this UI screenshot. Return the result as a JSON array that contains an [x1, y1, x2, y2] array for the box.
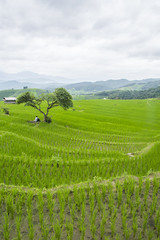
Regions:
[[64, 78, 160, 93], [0, 88, 48, 101], [0, 99, 160, 239]]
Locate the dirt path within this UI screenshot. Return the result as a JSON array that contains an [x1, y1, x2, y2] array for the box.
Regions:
[[1, 172, 160, 196]]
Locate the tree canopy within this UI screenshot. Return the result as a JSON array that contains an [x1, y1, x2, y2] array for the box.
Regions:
[[95, 87, 160, 99], [17, 88, 73, 122]]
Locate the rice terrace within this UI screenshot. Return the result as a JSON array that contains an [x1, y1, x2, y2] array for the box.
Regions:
[[0, 97, 160, 240]]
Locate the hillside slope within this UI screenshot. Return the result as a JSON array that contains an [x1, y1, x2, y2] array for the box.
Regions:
[[64, 78, 160, 93], [95, 86, 160, 99], [0, 99, 160, 239], [0, 88, 48, 100]]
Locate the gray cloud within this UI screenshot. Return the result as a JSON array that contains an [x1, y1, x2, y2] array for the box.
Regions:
[[0, 0, 160, 81]]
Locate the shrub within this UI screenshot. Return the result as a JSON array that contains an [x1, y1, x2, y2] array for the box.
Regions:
[[2, 108, 9, 115], [45, 116, 52, 123]]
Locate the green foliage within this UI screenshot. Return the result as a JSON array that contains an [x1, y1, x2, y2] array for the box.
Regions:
[[17, 88, 73, 122], [55, 88, 73, 110], [45, 116, 52, 123], [17, 92, 35, 104], [0, 88, 47, 101], [96, 86, 160, 99], [2, 107, 9, 115]]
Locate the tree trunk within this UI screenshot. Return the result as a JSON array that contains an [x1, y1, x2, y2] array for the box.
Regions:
[[35, 108, 48, 122], [43, 114, 48, 122]]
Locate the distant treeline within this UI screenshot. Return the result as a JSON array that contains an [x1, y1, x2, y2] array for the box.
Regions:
[[96, 87, 160, 99], [0, 88, 48, 101]]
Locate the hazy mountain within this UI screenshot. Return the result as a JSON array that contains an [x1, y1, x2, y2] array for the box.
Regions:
[[0, 71, 73, 84], [0, 71, 160, 92], [0, 80, 62, 90], [64, 79, 160, 93], [0, 80, 36, 90], [63, 79, 130, 92], [0, 71, 69, 90], [119, 80, 160, 91], [135, 78, 160, 83]]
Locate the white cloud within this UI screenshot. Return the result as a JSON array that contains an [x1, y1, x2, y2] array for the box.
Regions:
[[0, 0, 160, 81]]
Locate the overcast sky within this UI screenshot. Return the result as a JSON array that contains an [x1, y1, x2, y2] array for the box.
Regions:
[[0, 0, 160, 82]]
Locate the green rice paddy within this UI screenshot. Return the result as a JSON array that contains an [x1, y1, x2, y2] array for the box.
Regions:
[[0, 98, 160, 239]]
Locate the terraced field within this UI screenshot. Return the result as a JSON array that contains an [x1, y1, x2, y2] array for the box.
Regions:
[[0, 98, 160, 239]]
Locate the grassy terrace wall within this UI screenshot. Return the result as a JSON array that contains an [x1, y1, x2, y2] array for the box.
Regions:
[[0, 99, 160, 239]]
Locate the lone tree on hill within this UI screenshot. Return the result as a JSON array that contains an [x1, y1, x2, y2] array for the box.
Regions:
[[17, 88, 73, 122]]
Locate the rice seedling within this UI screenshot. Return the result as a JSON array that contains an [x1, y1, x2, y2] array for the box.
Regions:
[[142, 211, 149, 234], [89, 190, 95, 216], [16, 215, 22, 240], [132, 215, 138, 237], [78, 203, 86, 240], [110, 208, 117, 237], [27, 207, 34, 240], [53, 219, 62, 240], [6, 194, 15, 219], [58, 191, 66, 225], [47, 191, 55, 224], [100, 208, 107, 239], [90, 208, 98, 240], [3, 212, 10, 240], [116, 182, 123, 207], [66, 219, 73, 240], [37, 191, 44, 232]]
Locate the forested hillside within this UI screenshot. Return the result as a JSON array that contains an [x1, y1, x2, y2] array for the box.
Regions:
[[96, 87, 160, 99], [0, 88, 48, 100], [64, 79, 160, 94]]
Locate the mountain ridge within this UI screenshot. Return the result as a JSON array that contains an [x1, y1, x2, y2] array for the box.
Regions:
[[0, 71, 160, 92], [0, 71, 73, 84]]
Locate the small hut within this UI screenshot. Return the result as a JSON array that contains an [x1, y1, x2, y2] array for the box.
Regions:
[[3, 97, 16, 104]]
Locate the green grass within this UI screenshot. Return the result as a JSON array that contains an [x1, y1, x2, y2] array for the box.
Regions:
[[0, 98, 160, 239]]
